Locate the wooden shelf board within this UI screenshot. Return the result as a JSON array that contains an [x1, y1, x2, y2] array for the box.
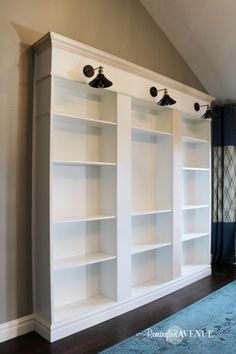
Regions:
[[182, 233, 209, 242], [53, 111, 117, 127], [182, 264, 210, 277], [53, 160, 116, 167], [182, 167, 210, 171], [54, 295, 115, 323], [132, 96, 170, 110], [54, 253, 116, 271], [132, 126, 172, 137], [52, 73, 115, 98], [182, 136, 209, 144], [53, 214, 116, 224], [132, 242, 172, 254], [132, 209, 172, 217], [182, 205, 209, 210], [131, 278, 168, 297]]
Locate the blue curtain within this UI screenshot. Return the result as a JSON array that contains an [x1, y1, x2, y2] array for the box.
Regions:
[[212, 105, 236, 263]]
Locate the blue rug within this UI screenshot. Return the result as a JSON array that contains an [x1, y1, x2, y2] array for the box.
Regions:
[[100, 281, 236, 354]]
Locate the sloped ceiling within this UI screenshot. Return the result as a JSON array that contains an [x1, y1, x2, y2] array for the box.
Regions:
[[140, 0, 236, 102]]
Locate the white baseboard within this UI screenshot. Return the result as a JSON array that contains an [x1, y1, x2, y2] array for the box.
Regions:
[[34, 315, 50, 342], [0, 267, 212, 343], [0, 314, 34, 343], [50, 267, 211, 342]]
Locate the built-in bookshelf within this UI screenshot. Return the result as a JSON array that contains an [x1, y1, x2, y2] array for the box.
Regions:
[[130, 99, 173, 296], [131, 246, 173, 297], [181, 116, 211, 278], [131, 98, 172, 215], [52, 73, 118, 327], [32, 32, 213, 342]]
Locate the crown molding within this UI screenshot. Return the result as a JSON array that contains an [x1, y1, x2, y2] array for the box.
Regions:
[[33, 32, 214, 103]]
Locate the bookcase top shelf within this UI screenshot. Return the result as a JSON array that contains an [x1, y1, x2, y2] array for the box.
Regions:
[[182, 136, 209, 144], [132, 209, 172, 217], [182, 233, 209, 242], [53, 160, 116, 167], [53, 112, 117, 127], [132, 127, 172, 137], [182, 167, 210, 171], [182, 204, 210, 210], [53, 215, 116, 224]]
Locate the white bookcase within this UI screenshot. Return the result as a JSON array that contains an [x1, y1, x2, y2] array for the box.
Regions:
[[32, 32, 213, 342], [181, 116, 211, 277], [131, 99, 173, 296]]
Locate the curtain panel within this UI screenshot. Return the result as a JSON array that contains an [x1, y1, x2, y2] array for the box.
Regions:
[[212, 105, 236, 263]]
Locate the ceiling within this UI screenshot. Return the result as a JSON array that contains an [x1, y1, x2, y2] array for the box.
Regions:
[[140, 0, 236, 102]]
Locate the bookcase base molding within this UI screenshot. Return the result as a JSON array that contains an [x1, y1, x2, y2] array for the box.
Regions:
[[34, 267, 210, 342], [32, 32, 213, 342]]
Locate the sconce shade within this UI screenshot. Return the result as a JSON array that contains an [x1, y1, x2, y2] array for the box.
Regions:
[[83, 65, 113, 88], [89, 72, 112, 88], [150, 86, 176, 106], [201, 106, 212, 119], [194, 102, 213, 119], [158, 90, 176, 106]]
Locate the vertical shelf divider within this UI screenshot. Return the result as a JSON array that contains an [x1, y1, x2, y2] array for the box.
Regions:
[[172, 110, 182, 279], [33, 73, 53, 325], [207, 119, 212, 265], [116, 94, 132, 301]]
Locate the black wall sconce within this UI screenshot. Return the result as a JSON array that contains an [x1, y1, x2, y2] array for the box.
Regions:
[[194, 102, 213, 119], [83, 65, 113, 88], [150, 86, 176, 106]]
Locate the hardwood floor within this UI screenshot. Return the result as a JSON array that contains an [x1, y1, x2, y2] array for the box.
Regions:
[[1, 264, 236, 354]]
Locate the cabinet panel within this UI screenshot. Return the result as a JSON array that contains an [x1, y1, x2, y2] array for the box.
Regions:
[[182, 170, 210, 207], [183, 207, 210, 237], [131, 247, 173, 297], [36, 78, 51, 116], [53, 260, 117, 322], [52, 165, 116, 219], [182, 141, 209, 169], [53, 219, 116, 261], [182, 117, 210, 141], [132, 133, 172, 212], [132, 213, 172, 254], [132, 98, 172, 133], [53, 118, 116, 163], [53, 77, 117, 123], [182, 236, 210, 273]]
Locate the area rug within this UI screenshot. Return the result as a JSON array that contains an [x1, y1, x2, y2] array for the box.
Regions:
[[100, 281, 236, 354]]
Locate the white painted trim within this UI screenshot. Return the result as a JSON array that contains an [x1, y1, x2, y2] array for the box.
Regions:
[[49, 267, 211, 342], [0, 315, 34, 343], [0, 267, 211, 343], [34, 315, 51, 342], [32, 32, 214, 103]]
